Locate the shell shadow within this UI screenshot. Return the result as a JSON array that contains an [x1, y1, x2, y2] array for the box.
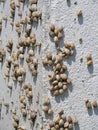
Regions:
[[49, 30, 65, 50], [87, 108, 93, 116], [87, 64, 94, 74], [4, 20, 7, 28], [78, 14, 83, 25], [43, 64, 53, 71], [10, 89, 12, 97], [28, 98, 33, 106], [23, 115, 27, 122], [1, 56, 6, 69], [44, 109, 54, 120], [5, 106, 9, 114], [19, 59, 24, 66], [31, 21, 38, 30], [33, 75, 37, 85], [0, 105, 2, 120], [14, 81, 18, 89], [74, 123, 80, 130], [67, 0, 71, 7], [79, 38, 83, 44], [94, 107, 98, 115]]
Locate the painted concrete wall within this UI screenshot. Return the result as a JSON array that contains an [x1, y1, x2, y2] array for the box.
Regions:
[[0, 0, 98, 130]]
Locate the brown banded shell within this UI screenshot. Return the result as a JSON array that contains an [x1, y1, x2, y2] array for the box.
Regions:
[[54, 36, 59, 43], [13, 115, 19, 122], [87, 60, 93, 66], [92, 100, 97, 108], [67, 116, 72, 123], [77, 10, 82, 16], [64, 122, 69, 128], [48, 109, 53, 115], [84, 98, 89, 103], [72, 116, 78, 124], [49, 23, 55, 31], [58, 32, 63, 39], [58, 109, 64, 115], [13, 121, 18, 128], [58, 25, 63, 32], [54, 90, 59, 96], [44, 97, 50, 105], [86, 53, 92, 60], [59, 89, 64, 94], [86, 101, 92, 109], [56, 54, 63, 62], [59, 119, 64, 126], [42, 105, 49, 112]]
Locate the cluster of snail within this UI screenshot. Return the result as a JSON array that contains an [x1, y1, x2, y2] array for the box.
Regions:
[[42, 97, 53, 115], [23, 82, 33, 99], [29, 109, 37, 125], [5, 52, 18, 79], [84, 98, 97, 109], [60, 42, 75, 58], [4, 31, 39, 81], [0, 47, 6, 62], [10, 0, 16, 19], [19, 86, 37, 125], [28, 0, 42, 23], [43, 52, 71, 96], [11, 63, 26, 82], [18, 32, 36, 49], [12, 52, 19, 62], [49, 72, 71, 96], [19, 96, 27, 113], [17, 47, 25, 60], [42, 51, 56, 66], [86, 53, 93, 67], [12, 112, 20, 129], [26, 50, 38, 76], [43, 38, 75, 96], [1, 0, 42, 81], [49, 109, 78, 130], [20, 96, 37, 125], [49, 23, 63, 45], [6, 39, 13, 53], [9, 0, 41, 33], [12, 110, 26, 130], [17, 32, 41, 52], [0, 2, 77, 128], [15, 22, 22, 36], [19, 95, 29, 119]]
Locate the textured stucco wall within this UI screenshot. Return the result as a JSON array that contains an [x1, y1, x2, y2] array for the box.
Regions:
[[0, 0, 98, 130]]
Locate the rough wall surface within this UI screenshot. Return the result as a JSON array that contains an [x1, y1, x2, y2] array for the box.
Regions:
[[0, 0, 98, 130]]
